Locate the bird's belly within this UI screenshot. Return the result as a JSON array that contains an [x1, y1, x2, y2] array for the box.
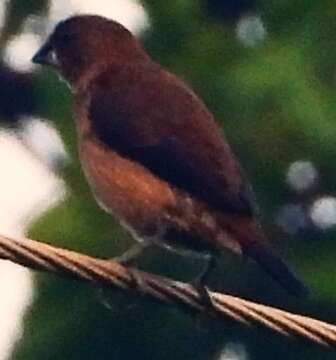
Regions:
[[79, 137, 176, 235]]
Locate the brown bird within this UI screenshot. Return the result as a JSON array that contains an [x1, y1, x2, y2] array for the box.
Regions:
[[32, 15, 307, 296]]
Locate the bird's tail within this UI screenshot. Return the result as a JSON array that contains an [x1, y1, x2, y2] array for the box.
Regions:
[[243, 237, 309, 297], [220, 217, 308, 297]]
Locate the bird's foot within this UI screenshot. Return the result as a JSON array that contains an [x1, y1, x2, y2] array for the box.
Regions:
[[189, 256, 217, 330], [193, 282, 216, 309], [189, 283, 216, 332], [111, 244, 150, 295], [190, 255, 217, 308], [96, 243, 150, 311], [126, 267, 149, 295]]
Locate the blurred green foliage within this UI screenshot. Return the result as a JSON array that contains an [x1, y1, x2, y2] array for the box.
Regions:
[[1, 0, 336, 359]]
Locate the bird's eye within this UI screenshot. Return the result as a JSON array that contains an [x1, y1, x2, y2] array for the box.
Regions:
[[57, 33, 74, 46]]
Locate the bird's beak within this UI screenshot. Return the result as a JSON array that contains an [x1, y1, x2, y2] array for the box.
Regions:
[[32, 41, 59, 68]]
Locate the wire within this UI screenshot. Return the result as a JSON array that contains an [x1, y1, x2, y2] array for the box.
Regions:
[[0, 233, 334, 348]]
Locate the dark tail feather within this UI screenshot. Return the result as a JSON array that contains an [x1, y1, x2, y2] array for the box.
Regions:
[[244, 240, 309, 297], [218, 216, 308, 297]]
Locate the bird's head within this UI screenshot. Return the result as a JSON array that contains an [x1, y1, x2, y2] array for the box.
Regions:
[[32, 15, 148, 88]]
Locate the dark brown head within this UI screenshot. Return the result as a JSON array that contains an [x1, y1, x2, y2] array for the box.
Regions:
[[32, 15, 148, 87]]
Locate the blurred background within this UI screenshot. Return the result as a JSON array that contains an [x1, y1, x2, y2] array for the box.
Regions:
[[0, 0, 335, 359]]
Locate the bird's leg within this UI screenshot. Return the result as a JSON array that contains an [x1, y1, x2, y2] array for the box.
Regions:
[[113, 243, 148, 265], [187, 255, 218, 331], [192, 255, 217, 308], [189, 254, 213, 284], [98, 243, 151, 311], [192, 254, 216, 286]]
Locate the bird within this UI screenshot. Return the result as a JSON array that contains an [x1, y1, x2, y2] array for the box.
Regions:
[[32, 15, 308, 297]]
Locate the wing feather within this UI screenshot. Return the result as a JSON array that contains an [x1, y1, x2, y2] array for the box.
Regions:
[[88, 65, 256, 215]]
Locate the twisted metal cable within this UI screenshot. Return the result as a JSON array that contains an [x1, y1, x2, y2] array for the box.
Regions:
[[0, 233, 335, 349]]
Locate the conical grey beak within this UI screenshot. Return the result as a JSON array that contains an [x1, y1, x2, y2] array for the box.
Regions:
[[32, 41, 59, 67]]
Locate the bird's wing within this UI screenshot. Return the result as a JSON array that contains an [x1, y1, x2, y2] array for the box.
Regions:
[[87, 66, 257, 215]]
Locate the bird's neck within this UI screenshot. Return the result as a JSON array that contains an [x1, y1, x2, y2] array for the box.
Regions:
[[71, 61, 110, 94], [70, 57, 148, 94]]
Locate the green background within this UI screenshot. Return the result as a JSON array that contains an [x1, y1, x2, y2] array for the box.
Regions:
[[1, 0, 336, 358]]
